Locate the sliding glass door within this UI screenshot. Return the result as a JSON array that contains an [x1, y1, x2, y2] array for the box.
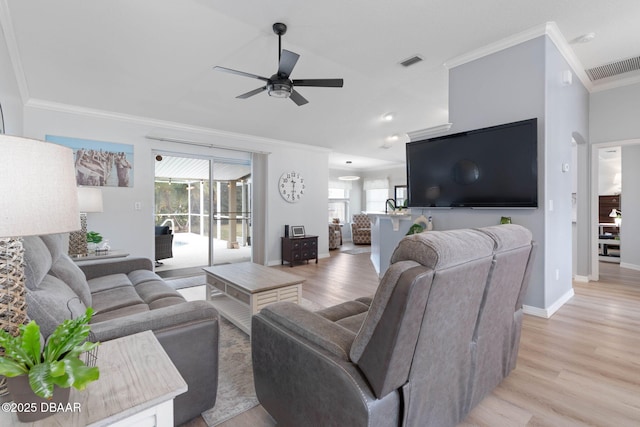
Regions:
[[154, 154, 251, 275]]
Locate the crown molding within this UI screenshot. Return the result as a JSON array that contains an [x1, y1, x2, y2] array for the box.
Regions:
[[407, 123, 453, 141], [0, 0, 30, 103], [444, 22, 594, 92], [25, 98, 331, 154]]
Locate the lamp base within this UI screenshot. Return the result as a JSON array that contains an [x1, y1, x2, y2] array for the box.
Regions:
[[0, 236, 30, 396], [69, 214, 88, 257]]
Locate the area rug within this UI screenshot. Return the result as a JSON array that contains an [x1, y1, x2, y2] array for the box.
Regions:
[[165, 274, 207, 290], [202, 317, 257, 426], [342, 246, 371, 255], [201, 298, 324, 426]]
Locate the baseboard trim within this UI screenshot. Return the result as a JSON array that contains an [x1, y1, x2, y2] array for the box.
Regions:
[[523, 288, 575, 318], [573, 274, 589, 283], [620, 262, 640, 271]]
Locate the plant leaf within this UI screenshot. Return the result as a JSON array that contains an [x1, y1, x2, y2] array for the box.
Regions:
[[28, 362, 54, 399], [20, 321, 42, 365], [0, 358, 29, 377], [43, 308, 94, 362], [0, 328, 35, 368], [57, 357, 99, 390]]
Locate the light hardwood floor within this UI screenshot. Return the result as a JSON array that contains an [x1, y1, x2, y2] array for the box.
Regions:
[[182, 249, 640, 427]]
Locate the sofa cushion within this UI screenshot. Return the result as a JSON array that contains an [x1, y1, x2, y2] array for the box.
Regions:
[[88, 273, 131, 293], [336, 312, 367, 333], [91, 304, 150, 324], [39, 234, 92, 306], [149, 297, 189, 310], [22, 236, 53, 291], [50, 257, 92, 306], [135, 280, 184, 304], [92, 285, 145, 314], [26, 274, 87, 337], [128, 269, 164, 286]]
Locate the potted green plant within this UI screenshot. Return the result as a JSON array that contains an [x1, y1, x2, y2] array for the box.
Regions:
[[0, 308, 100, 421], [86, 231, 103, 254]]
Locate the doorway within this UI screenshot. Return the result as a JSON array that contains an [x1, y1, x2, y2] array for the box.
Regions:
[[154, 154, 251, 276]]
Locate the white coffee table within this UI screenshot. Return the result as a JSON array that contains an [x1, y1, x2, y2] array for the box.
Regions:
[[203, 262, 305, 334]]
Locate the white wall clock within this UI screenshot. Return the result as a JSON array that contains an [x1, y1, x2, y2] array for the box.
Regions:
[[278, 171, 305, 203]]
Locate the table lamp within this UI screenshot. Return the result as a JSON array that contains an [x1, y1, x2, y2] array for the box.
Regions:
[[609, 208, 622, 227], [69, 187, 104, 257], [0, 135, 79, 338]]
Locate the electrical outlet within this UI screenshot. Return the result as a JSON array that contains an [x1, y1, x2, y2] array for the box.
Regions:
[[134, 202, 142, 211]]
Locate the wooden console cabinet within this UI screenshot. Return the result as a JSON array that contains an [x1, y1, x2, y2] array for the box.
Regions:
[[281, 235, 318, 266]]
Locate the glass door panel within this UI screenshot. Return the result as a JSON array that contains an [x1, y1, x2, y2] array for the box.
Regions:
[[154, 155, 210, 274], [211, 160, 252, 265]]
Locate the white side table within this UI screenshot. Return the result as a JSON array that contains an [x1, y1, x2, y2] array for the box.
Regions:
[[0, 330, 187, 426]]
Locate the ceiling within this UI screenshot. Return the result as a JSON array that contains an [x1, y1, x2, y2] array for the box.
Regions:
[[154, 155, 251, 181], [3, 1, 640, 170]]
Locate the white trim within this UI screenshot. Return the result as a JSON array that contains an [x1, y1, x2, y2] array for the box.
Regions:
[[620, 262, 640, 272], [407, 123, 453, 141], [573, 274, 589, 283], [444, 22, 593, 92], [523, 288, 575, 318], [24, 98, 331, 154], [590, 138, 640, 282], [0, 0, 30, 103]]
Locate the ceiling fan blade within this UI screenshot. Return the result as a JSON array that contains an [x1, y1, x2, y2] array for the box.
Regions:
[[277, 49, 300, 77], [290, 89, 309, 106], [237, 86, 267, 99], [292, 78, 344, 87], [214, 66, 270, 82]]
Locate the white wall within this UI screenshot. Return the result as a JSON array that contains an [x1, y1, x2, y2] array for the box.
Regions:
[[590, 83, 640, 144], [590, 82, 640, 275], [22, 104, 330, 266], [444, 35, 589, 312], [0, 26, 23, 134], [620, 145, 640, 270]]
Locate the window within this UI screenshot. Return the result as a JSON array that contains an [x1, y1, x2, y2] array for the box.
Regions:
[[365, 189, 388, 212], [328, 185, 350, 223], [364, 178, 389, 212]]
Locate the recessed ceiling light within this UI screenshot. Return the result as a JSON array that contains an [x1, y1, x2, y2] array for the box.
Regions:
[[338, 175, 360, 181], [382, 112, 395, 122], [571, 32, 596, 44]]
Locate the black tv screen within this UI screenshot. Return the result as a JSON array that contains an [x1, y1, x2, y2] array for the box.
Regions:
[[406, 118, 538, 208]]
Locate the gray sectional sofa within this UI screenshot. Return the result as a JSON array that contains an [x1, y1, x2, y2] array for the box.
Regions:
[[23, 234, 219, 426], [252, 224, 535, 427]]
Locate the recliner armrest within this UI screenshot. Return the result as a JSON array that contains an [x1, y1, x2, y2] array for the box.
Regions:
[[259, 302, 356, 359], [89, 300, 218, 341], [79, 257, 153, 280]]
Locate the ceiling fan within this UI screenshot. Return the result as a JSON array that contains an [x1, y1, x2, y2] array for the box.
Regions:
[[214, 22, 344, 106]]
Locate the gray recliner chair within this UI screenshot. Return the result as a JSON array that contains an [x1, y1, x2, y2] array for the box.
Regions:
[[251, 224, 534, 427]]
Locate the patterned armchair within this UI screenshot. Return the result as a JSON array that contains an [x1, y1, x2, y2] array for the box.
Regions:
[[351, 214, 371, 245], [329, 223, 342, 249]]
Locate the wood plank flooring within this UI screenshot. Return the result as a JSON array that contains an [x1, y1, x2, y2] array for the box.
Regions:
[[182, 249, 640, 427]]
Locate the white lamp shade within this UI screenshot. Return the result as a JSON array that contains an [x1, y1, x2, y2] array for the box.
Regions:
[[0, 135, 80, 237], [78, 187, 103, 213]]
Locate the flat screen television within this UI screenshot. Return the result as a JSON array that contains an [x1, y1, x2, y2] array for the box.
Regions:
[[406, 118, 538, 208]]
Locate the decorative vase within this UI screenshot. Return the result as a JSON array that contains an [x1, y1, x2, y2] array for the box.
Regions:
[[6, 375, 71, 422], [87, 242, 98, 254]]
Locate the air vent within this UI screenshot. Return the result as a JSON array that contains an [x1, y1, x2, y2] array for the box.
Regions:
[[586, 56, 640, 81], [400, 55, 423, 67]]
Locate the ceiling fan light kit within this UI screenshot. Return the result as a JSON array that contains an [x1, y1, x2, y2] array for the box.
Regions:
[[214, 22, 343, 106]]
